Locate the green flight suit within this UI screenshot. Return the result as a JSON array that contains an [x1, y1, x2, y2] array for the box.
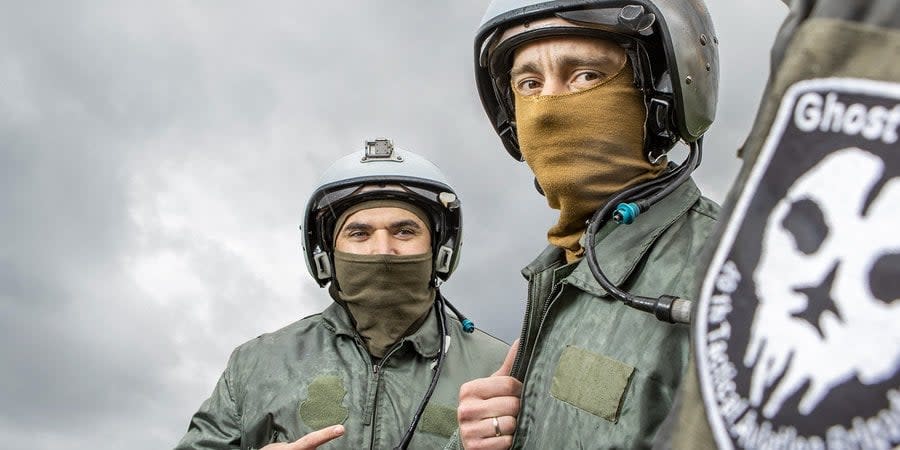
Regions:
[[176, 302, 508, 450], [446, 178, 718, 449], [657, 1, 900, 449]]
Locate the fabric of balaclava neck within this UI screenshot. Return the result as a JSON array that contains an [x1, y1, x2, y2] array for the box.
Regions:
[[514, 60, 666, 263], [330, 251, 435, 358], [328, 199, 435, 358]]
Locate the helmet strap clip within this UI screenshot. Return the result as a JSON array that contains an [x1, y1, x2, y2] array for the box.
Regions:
[[313, 251, 332, 279], [435, 245, 454, 274]]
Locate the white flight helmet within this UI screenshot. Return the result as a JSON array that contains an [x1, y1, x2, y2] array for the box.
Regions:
[[301, 138, 463, 287], [475, 0, 720, 163]]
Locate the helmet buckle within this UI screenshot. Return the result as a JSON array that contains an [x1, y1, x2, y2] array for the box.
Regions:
[[313, 251, 332, 279], [362, 138, 403, 163], [435, 246, 454, 274]]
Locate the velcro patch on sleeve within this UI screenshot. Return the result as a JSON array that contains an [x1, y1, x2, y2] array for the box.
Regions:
[[550, 345, 635, 423], [298, 375, 349, 430], [419, 403, 458, 438]]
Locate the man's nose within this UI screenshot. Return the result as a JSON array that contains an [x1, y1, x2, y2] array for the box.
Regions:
[[541, 77, 568, 96], [370, 232, 397, 255]]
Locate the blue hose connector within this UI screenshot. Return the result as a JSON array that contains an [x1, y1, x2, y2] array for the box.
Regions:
[[461, 319, 475, 333], [614, 202, 641, 225]]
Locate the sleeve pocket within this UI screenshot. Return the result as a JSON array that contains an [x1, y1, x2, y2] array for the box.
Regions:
[[550, 345, 635, 423]]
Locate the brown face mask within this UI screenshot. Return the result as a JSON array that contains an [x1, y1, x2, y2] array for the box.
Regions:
[[330, 251, 435, 358], [514, 60, 665, 262]]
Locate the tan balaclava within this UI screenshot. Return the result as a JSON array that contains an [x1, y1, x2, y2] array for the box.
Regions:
[[514, 59, 665, 262], [329, 199, 435, 358]]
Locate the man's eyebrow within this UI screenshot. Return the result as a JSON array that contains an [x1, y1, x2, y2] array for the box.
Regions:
[[557, 53, 614, 67], [390, 219, 424, 230], [341, 222, 373, 233], [510, 61, 541, 79]]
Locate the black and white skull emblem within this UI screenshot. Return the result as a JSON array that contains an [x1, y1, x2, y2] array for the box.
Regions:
[[745, 147, 900, 418]]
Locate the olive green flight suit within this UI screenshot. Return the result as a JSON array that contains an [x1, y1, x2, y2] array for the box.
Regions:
[[176, 303, 508, 450], [447, 178, 719, 449]]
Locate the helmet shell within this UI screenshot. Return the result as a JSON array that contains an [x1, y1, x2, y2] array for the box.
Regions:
[[301, 139, 463, 286], [475, 0, 719, 160]]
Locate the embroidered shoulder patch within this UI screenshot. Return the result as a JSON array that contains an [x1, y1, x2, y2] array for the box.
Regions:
[[695, 78, 900, 449], [298, 375, 349, 430]]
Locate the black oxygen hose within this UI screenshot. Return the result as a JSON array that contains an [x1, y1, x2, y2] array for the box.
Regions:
[[583, 139, 703, 324], [394, 291, 450, 450]]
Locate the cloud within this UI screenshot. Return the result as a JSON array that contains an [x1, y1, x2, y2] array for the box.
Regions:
[[0, 1, 787, 449]]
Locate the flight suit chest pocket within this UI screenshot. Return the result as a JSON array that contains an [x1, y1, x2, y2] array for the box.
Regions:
[[550, 345, 635, 423]]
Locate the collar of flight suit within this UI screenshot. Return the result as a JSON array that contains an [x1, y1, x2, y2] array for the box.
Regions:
[[522, 177, 701, 299], [320, 301, 443, 359]]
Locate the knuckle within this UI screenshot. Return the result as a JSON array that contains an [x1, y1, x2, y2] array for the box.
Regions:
[[459, 425, 478, 441], [459, 382, 475, 399], [509, 396, 521, 413], [457, 402, 479, 421]]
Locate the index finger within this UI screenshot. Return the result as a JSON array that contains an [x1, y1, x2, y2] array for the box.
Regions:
[[291, 425, 345, 449]]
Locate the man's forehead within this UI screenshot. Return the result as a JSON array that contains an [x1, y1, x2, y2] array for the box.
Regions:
[[344, 206, 426, 225], [510, 36, 626, 73]]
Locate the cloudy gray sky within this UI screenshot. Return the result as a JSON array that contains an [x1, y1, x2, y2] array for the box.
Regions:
[[0, 1, 787, 448]]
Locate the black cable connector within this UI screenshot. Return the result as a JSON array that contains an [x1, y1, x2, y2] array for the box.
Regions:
[[445, 300, 475, 333], [584, 140, 703, 325]]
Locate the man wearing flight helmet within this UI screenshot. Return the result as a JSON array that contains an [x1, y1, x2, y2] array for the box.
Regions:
[[453, 1, 720, 449], [176, 139, 507, 450]]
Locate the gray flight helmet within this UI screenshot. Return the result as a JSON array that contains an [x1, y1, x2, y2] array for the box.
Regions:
[[301, 138, 463, 287], [475, 0, 719, 162]]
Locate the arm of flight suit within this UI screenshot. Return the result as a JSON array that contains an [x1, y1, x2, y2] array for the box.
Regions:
[[175, 352, 242, 450], [653, 1, 900, 449]]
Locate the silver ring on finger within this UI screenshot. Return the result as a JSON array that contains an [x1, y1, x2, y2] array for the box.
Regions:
[[492, 416, 502, 437]]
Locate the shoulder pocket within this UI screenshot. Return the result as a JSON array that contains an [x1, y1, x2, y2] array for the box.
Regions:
[[550, 345, 635, 423]]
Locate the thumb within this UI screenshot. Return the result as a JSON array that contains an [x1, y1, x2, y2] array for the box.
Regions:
[[492, 339, 520, 377]]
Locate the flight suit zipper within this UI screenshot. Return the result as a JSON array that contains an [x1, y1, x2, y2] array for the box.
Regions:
[[510, 265, 560, 378], [510, 275, 567, 449], [509, 283, 535, 379], [365, 341, 403, 450]]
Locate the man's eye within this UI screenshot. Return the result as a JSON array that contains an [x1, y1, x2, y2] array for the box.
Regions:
[[574, 71, 606, 84], [348, 231, 368, 238], [397, 228, 416, 236], [515, 79, 542, 94]]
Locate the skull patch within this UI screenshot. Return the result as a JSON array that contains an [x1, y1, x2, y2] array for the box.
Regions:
[[695, 79, 900, 450]]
